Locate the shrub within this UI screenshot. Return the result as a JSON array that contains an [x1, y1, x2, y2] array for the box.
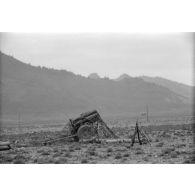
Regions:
[[41, 151, 50, 156], [53, 148, 59, 153], [81, 159, 88, 163], [183, 159, 190, 164], [123, 153, 129, 157], [143, 156, 149, 161], [88, 151, 96, 156], [74, 146, 81, 150], [176, 143, 186, 148], [135, 150, 144, 155], [33, 159, 38, 163], [160, 147, 175, 156], [53, 152, 62, 158], [163, 147, 175, 154], [156, 142, 164, 147], [115, 153, 122, 159], [64, 152, 71, 158], [171, 152, 177, 158], [13, 159, 25, 164], [69, 148, 75, 152], [37, 149, 45, 153], [107, 153, 111, 157], [107, 148, 113, 153]]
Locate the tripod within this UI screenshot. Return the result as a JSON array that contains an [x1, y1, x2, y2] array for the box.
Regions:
[[131, 121, 151, 146]]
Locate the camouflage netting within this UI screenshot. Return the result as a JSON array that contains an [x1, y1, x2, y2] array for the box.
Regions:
[[62, 110, 118, 141], [96, 124, 117, 139], [63, 121, 117, 141]]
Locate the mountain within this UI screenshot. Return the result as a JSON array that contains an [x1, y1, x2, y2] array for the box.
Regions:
[[88, 73, 100, 79], [115, 74, 132, 81], [140, 76, 193, 101], [0, 52, 193, 122]]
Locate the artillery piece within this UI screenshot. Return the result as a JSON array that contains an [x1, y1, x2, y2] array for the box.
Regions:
[[44, 110, 117, 145], [68, 110, 117, 141]]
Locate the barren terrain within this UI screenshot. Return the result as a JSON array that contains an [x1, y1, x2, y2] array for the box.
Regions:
[[0, 117, 194, 164]]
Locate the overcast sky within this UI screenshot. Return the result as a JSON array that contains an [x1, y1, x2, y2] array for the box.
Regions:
[[0, 32, 194, 86]]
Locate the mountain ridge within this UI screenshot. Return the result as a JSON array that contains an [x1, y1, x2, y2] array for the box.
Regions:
[[0, 52, 193, 122], [140, 75, 193, 100]]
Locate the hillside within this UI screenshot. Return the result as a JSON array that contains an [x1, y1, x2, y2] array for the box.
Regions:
[[0, 52, 193, 122], [140, 76, 193, 100]]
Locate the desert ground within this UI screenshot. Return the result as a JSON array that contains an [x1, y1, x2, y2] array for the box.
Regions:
[[0, 116, 194, 164]]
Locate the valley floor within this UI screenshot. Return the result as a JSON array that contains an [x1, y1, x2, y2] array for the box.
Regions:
[[0, 122, 194, 164]]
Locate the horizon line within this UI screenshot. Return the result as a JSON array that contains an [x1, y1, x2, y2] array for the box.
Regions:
[[1, 50, 194, 87]]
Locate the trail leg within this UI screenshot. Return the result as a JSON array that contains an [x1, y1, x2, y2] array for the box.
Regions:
[[137, 130, 142, 145]]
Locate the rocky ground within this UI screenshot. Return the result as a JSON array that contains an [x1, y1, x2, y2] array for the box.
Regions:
[[0, 122, 194, 164]]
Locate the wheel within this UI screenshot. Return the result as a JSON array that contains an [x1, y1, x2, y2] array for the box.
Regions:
[[77, 124, 96, 140]]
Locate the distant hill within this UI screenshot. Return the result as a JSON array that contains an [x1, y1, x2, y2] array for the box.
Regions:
[[140, 76, 193, 101], [88, 73, 100, 79], [0, 52, 193, 122], [115, 74, 132, 81]]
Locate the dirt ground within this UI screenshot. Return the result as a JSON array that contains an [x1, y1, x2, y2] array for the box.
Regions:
[[0, 120, 194, 164]]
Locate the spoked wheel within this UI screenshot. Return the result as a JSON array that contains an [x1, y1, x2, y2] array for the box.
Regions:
[[77, 124, 97, 141]]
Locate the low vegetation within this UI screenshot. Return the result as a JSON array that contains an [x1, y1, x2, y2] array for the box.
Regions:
[[0, 119, 194, 164]]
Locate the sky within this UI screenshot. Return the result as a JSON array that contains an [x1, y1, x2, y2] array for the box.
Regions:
[[0, 32, 194, 86]]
